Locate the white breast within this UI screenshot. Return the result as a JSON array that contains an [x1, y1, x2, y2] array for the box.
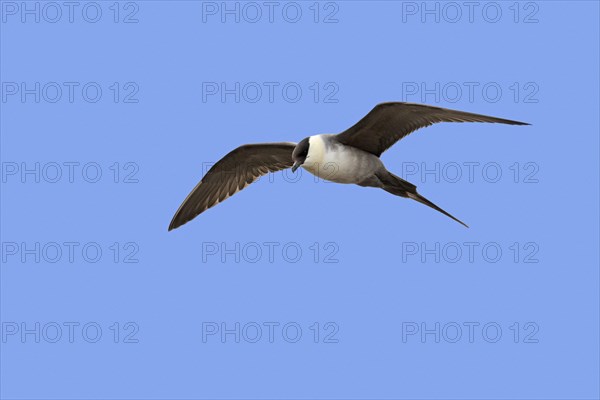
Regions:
[[301, 135, 378, 184], [302, 135, 324, 166]]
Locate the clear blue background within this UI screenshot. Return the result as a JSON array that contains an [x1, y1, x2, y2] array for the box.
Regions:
[[1, 1, 599, 399]]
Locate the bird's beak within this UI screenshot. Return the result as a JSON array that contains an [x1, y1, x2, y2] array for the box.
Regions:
[[291, 161, 301, 173]]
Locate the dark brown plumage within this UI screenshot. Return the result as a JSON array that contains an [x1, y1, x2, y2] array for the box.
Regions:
[[336, 102, 529, 156], [168, 143, 295, 231]]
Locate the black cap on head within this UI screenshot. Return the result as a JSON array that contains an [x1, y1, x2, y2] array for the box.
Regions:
[[291, 137, 310, 172]]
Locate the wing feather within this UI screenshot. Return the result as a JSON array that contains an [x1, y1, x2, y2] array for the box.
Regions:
[[168, 142, 296, 230], [336, 102, 529, 156]]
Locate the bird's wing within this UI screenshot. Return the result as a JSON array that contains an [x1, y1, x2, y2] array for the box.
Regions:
[[168, 142, 296, 231], [335, 102, 529, 156]]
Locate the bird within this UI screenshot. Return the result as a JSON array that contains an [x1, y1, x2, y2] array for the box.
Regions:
[[168, 102, 529, 231]]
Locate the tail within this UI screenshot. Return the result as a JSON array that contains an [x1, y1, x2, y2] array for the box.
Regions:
[[406, 192, 468, 228], [378, 172, 468, 228]]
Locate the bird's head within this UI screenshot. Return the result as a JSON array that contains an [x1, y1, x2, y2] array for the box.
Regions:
[[291, 137, 310, 172]]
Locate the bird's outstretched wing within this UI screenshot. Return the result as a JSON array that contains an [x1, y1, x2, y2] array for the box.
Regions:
[[335, 102, 529, 156], [168, 142, 296, 231]]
